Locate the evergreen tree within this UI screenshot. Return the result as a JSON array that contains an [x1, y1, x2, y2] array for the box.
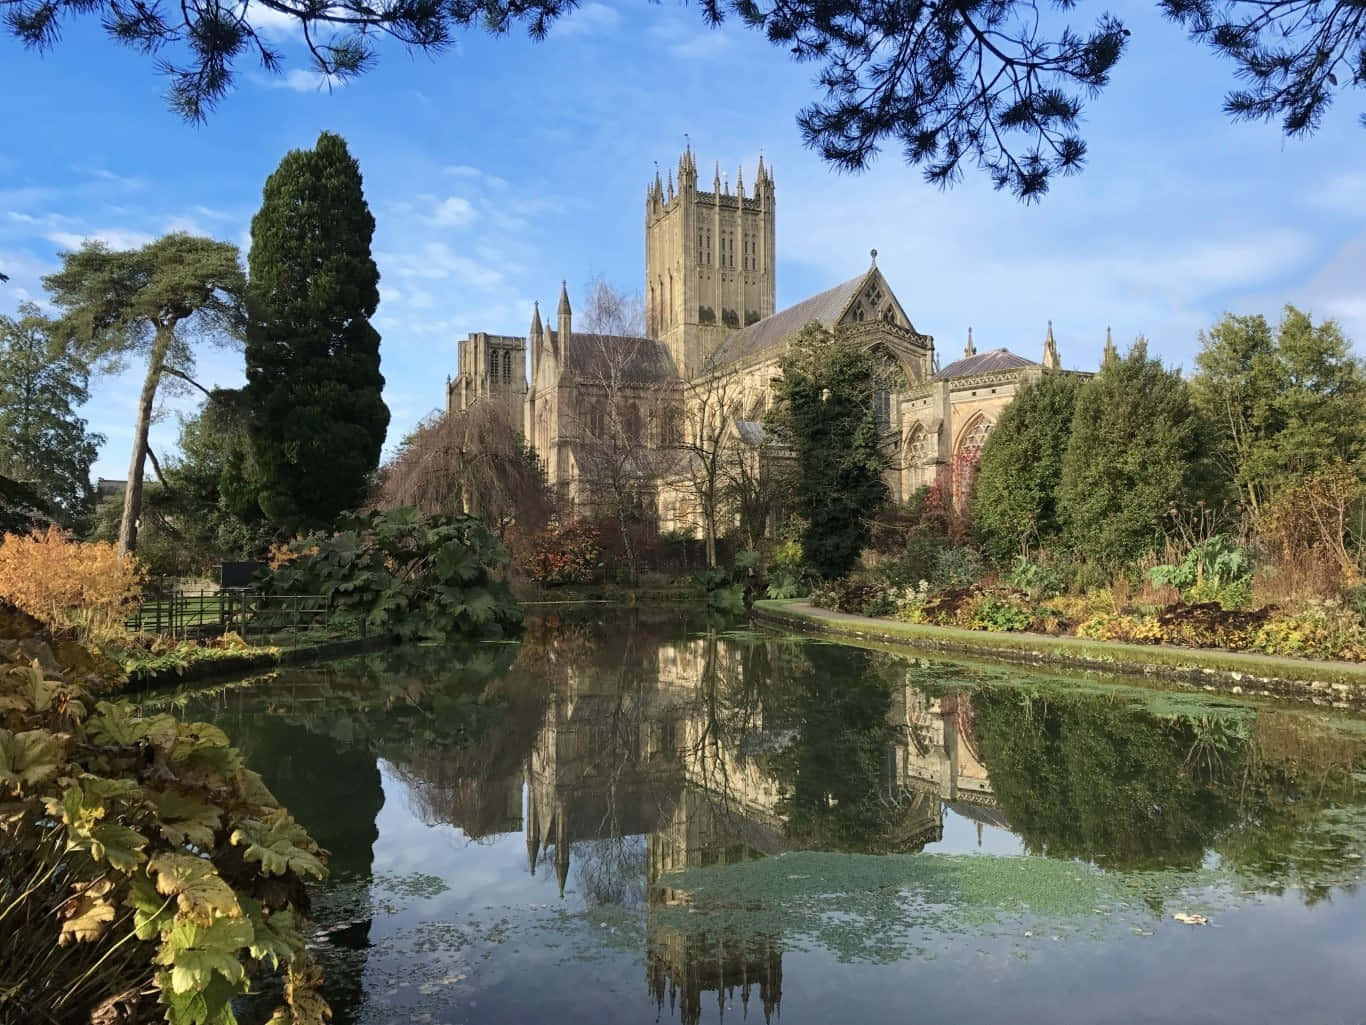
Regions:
[[43, 234, 245, 554], [972, 372, 1082, 565], [771, 322, 889, 578], [245, 131, 389, 530], [0, 303, 104, 526], [1192, 306, 1366, 515], [1058, 339, 1205, 566]]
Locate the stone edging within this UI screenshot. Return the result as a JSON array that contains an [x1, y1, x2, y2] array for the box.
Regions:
[[127, 635, 397, 690], [752, 600, 1366, 709]]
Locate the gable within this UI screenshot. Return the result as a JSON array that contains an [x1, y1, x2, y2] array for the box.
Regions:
[[709, 265, 922, 371], [832, 266, 917, 333]]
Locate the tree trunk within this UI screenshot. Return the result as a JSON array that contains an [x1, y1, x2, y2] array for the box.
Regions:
[[118, 326, 173, 556], [704, 496, 717, 568]]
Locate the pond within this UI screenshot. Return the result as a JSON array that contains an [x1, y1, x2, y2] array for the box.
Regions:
[[151, 606, 1366, 1025]]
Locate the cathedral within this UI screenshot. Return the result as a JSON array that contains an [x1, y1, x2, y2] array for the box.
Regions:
[[447, 145, 1089, 532]]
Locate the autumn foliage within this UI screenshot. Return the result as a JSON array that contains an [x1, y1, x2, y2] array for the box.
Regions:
[[510, 521, 601, 586], [0, 527, 142, 642]]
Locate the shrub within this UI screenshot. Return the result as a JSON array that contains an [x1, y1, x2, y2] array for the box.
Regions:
[[810, 576, 889, 615], [266, 506, 521, 641], [1251, 602, 1366, 661], [874, 528, 943, 591], [972, 596, 1034, 632], [511, 520, 601, 586], [0, 527, 143, 644], [1147, 534, 1253, 608], [931, 545, 987, 588], [766, 536, 808, 599], [1008, 555, 1066, 599], [0, 602, 327, 1024]]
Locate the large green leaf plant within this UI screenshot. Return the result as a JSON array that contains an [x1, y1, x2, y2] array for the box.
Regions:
[[265, 506, 522, 642], [0, 603, 328, 1025]]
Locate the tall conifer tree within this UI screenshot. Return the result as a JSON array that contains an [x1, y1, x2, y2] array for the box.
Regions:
[[1058, 340, 1205, 566], [245, 131, 389, 529]]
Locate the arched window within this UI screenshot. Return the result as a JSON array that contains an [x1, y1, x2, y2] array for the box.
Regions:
[[907, 423, 928, 492], [953, 416, 992, 506], [956, 416, 992, 459], [869, 348, 907, 430], [625, 403, 643, 445], [502, 350, 513, 383], [588, 402, 605, 438]]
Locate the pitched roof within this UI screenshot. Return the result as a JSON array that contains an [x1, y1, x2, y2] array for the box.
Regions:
[[933, 347, 1037, 381], [559, 331, 678, 383], [710, 271, 870, 368]]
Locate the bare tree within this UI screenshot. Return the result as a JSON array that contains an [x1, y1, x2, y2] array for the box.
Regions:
[[723, 423, 795, 552], [375, 401, 552, 537], [571, 278, 678, 585], [672, 358, 751, 568]]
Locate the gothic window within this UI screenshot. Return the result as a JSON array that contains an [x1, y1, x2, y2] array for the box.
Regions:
[[906, 425, 929, 472], [956, 416, 992, 459], [589, 402, 605, 438], [870, 348, 908, 430], [953, 415, 992, 506], [883, 306, 896, 324], [626, 403, 643, 444], [502, 350, 512, 383]]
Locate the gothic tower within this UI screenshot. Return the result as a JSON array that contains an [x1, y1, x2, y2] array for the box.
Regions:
[[645, 145, 776, 377]]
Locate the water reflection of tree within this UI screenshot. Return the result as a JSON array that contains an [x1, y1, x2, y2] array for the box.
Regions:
[[969, 687, 1366, 887]]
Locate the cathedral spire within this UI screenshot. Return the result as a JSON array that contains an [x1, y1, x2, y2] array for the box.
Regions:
[[1103, 325, 1117, 365], [557, 280, 572, 346], [714, 161, 721, 193], [529, 300, 542, 339], [736, 163, 744, 198], [1042, 320, 1060, 370], [667, 167, 674, 200], [964, 326, 976, 358]]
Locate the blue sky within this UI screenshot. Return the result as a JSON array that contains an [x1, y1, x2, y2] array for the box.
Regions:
[[3, 0, 1365, 482]]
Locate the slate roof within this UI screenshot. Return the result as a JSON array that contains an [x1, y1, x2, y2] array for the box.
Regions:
[[710, 272, 870, 368], [933, 347, 1037, 381], [558, 331, 678, 383]]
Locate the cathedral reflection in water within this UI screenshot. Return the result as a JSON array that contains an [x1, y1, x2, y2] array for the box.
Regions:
[[407, 631, 1007, 1024]]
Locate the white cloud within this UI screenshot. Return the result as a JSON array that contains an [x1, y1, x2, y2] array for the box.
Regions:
[[246, 1, 302, 40], [376, 240, 506, 291], [668, 28, 731, 59], [445, 165, 510, 190], [47, 228, 157, 251], [71, 166, 145, 190], [433, 196, 477, 228], [266, 68, 343, 92], [555, 2, 622, 38]]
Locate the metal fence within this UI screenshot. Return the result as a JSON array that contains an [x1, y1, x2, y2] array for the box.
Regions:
[[126, 589, 330, 639]]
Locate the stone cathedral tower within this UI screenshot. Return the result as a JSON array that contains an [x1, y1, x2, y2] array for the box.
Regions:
[[645, 146, 776, 377]]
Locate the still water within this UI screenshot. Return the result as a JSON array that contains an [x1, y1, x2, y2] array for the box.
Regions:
[[154, 607, 1366, 1025]]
